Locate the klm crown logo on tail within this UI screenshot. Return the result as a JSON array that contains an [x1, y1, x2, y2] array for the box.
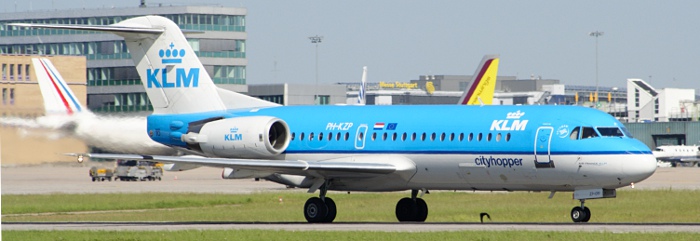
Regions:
[[147, 42, 200, 89]]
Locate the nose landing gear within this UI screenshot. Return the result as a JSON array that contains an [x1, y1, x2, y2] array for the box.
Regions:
[[571, 199, 591, 222]]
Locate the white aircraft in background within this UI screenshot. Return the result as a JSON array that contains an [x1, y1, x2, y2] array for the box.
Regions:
[[0, 58, 176, 156], [458, 55, 499, 105], [12, 16, 656, 224], [357, 66, 367, 105], [653, 145, 700, 167]]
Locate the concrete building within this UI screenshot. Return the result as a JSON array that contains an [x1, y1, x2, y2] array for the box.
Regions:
[[0, 54, 87, 164], [627, 78, 659, 122], [248, 84, 347, 106], [0, 5, 247, 113], [411, 74, 517, 92], [658, 88, 697, 122]]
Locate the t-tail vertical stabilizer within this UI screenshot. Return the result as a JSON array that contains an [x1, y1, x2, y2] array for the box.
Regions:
[[357, 66, 367, 105], [12, 16, 277, 114], [33, 58, 84, 115], [458, 54, 499, 105]]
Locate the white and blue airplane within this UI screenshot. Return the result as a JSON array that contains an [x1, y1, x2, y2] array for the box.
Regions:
[[653, 145, 700, 167], [11, 16, 657, 223]]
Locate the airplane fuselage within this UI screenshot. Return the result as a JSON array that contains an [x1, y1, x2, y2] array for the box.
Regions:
[[147, 105, 656, 192]]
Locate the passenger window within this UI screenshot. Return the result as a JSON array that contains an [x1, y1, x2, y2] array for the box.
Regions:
[[402, 133, 407, 141], [458, 133, 464, 141], [358, 132, 363, 140], [431, 133, 436, 141], [506, 133, 511, 142], [487, 133, 492, 141], [440, 133, 445, 141], [291, 132, 295, 141], [392, 133, 397, 141], [477, 133, 483, 141], [309, 132, 315, 141], [383, 132, 388, 141], [336, 132, 341, 141], [581, 127, 598, 139], [570, 126, 581, 140], [344, 132, 349, 141], [468, 133, 473, 142], [300, 132, 305, 141], [421, 133, 426, 141], [372, 132, 377, 141], [328, 132, 332, 141], [319, 132, 324, 141], [411, 133, 417, 141], [496, 133, 502, 142], [450, 133, 455, 141]]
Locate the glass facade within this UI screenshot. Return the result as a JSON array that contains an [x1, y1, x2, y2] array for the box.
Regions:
[[1, 11, 247, 113], [0, 14, 245, 36]]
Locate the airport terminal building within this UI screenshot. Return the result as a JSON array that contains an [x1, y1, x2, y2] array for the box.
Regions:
[[0, 5, 247, 113]]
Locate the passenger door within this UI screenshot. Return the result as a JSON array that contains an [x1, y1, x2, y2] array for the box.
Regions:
[[534, 126, 553, 164]]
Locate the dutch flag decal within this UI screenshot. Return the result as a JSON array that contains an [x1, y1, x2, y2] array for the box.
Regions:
[[373, 122, 385, 130]]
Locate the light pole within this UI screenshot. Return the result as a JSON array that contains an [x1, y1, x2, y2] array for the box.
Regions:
[[612, 87, 618, 118], [309, 35, 323, 104], [589, 31, 604, 108]]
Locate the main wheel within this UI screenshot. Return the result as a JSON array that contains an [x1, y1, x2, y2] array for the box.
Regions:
[[415, 198, 428, 222], [582, 207, 591, 222], [571, 206, 588, 223], [324, 198, 337, 223], [395, 198, 418, 222], [304, 197, 328, 223]]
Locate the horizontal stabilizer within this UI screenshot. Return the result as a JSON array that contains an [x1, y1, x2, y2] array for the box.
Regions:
[[9, 22, 163, 35]]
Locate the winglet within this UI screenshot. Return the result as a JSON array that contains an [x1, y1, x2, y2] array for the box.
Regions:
[[32, 58, 84, 115], [458, 55, 500, 105]]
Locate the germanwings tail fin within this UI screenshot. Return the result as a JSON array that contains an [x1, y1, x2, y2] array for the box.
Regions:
[[12, 16, 277, 114], [357, 66, 367, 105], [458, 55, 499, 105], [32, 58, 84, 115]]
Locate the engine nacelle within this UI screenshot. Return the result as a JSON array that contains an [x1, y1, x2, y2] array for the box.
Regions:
[[182, 116, 290, 158]]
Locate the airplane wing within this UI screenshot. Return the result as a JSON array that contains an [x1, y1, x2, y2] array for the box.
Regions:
[[79, 153, 413, 178]]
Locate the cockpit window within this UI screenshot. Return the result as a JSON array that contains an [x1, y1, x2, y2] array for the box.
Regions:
[[581, 127, 598, 139], [596, 127, 624, 137], [570, 126, 581, 140]]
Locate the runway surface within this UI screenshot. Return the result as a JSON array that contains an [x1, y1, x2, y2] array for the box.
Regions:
[[3, 163, 699, 195], [4, 221, 700, 233], [2, 163, 700, 232]]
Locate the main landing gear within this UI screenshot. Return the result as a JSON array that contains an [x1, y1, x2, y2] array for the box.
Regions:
[[303, 181, 336, 223], [395, 189, 428, 222], [570, 199, 591, 223]]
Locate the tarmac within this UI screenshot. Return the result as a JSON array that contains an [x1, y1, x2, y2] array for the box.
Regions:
[[2, 163, 699, 232]]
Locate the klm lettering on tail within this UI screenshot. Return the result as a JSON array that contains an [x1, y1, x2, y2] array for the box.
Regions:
[[490, 110, 528, 131], [147, 42, 200, 88]]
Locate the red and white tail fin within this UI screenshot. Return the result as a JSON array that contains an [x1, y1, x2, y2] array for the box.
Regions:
[[458, 55, 499, 105], [32, 58, 84, 115]]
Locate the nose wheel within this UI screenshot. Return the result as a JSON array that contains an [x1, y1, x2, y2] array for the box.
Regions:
[[571, 200, 591, 222]]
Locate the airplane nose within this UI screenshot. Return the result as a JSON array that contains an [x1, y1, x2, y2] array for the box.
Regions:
[[622, 153, 657, 184]]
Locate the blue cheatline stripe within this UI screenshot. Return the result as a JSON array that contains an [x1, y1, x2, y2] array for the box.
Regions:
[[43, 59, 82, 112], [282, 150, 652, 155]]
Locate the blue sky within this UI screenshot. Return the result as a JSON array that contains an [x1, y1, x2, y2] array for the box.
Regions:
[[5, 0, 699, 91]]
